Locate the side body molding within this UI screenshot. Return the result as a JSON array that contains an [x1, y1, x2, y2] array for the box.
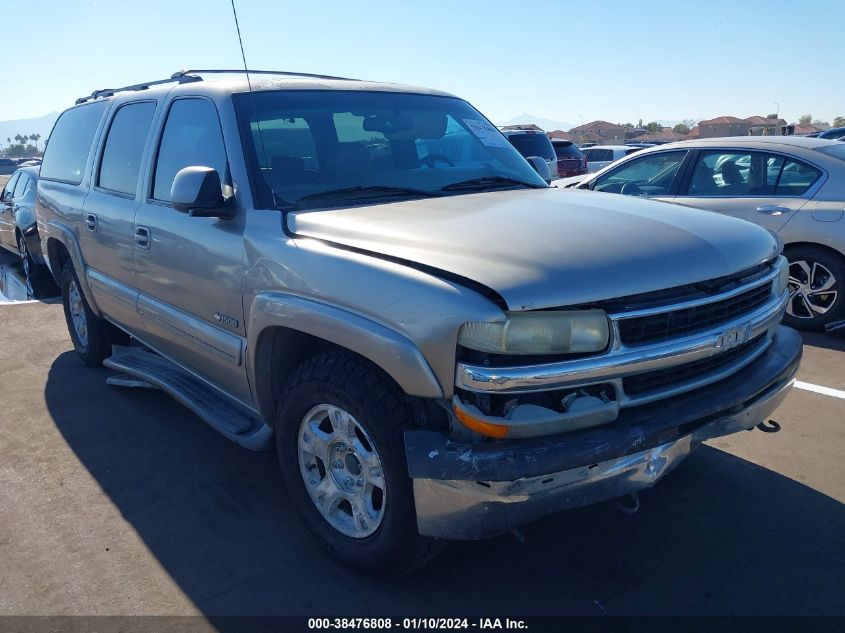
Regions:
[[247, 292, 445, 410], [46, 221, 101, 315]]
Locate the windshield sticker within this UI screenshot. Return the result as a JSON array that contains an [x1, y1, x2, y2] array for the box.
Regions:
[[463, 119, 511, 148]]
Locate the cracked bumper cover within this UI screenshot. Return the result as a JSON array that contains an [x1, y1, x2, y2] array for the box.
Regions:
[[405, 326, 802, 540]]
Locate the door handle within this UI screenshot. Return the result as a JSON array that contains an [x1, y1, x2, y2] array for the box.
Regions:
[[756, 205, 791, 216], [85, 213, 98, 232], [134, 226, 151, 249]]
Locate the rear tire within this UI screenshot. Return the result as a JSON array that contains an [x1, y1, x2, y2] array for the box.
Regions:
[[276, 350, 445, 576], [783, 246, 845, 331], [60, 261, 125, 366]]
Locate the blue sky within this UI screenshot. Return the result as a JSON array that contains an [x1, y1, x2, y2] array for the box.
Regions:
[[7, 0, 844, 127]]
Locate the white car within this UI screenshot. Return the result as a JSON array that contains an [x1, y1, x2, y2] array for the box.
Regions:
[[583, 145, 643, 172]]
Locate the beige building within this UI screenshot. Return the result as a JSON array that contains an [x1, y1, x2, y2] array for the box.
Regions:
[[698, 115, 786, 138]]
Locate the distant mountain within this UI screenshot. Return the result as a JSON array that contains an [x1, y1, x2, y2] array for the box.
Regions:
[[499, 113, 574, 132], [0, 112, 59, 147]]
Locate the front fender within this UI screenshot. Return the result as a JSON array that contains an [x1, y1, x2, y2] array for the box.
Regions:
[[247, 292, 445, 404]]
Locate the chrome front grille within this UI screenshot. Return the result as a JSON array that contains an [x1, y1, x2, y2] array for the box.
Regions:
[[455, 258, 789, 410], [623, 334, 765, 395], [618, 282, 773, 345]]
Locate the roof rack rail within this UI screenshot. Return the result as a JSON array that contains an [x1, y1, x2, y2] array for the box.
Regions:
[[74, 68, 359, 105], [75, 73, 202, 105], [171, 68, 360, 82]]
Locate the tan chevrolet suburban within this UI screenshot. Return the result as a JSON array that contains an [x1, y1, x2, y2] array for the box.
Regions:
[[35, 69, 802, 576]]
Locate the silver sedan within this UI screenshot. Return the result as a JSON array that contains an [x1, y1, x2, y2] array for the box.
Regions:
[[558, 136, 845, 330]]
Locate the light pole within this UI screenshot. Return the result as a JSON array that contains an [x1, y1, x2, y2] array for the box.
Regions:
[[577, 114, 584, 127], [775, 102, 780, 119]]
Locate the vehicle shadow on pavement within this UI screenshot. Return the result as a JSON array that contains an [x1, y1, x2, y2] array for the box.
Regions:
[[45, 352, 845, 617]]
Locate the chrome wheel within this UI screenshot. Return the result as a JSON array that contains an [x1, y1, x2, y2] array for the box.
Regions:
[[68, 280, 88, 346], [17, 238, 33, 299], [297, 404, 386, 538], [787, 259, 838, 319]]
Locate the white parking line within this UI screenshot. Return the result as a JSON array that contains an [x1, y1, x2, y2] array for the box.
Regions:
[[794, 380, 845, 400]]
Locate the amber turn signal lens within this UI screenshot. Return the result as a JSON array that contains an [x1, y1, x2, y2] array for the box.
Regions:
[[452, 403, 509, 438]]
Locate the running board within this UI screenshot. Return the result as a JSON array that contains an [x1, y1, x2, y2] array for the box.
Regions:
[[103, 345, 272, 451]]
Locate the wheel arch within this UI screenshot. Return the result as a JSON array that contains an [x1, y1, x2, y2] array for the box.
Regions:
[[783, 240, 845, 264], [45, 228, 101, 315], [247, 293, 445, 428]]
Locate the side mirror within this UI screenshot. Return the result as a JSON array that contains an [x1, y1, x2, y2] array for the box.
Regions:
[[171, 166, 232, 218], [526, 156, 552, 184]]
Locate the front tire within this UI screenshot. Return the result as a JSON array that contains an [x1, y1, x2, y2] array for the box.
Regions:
[[60, 261, 122, 366], [783, 246, 845, 331], [276, 351, 444, 576]]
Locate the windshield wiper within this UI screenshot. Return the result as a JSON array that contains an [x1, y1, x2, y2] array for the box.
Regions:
[[441, 176, 544, 192], [296, 185, 441, 205]]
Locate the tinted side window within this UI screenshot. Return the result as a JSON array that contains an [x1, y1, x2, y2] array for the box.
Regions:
[[593, 151, 687, 196], [775, 159, 821, 196], [40, 101, 109, 184], [2, 173, 20, 198], [153, 99, 228, 202], [98, 101, 157, 195], [13, 173, 29, 197]]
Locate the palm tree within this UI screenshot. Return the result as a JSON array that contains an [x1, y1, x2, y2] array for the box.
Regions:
[[31, 133, 41, 151]]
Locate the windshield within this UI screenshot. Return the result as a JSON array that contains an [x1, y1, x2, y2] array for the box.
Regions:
[[233, 90, 546, 208], [505, 133, 556, 162]]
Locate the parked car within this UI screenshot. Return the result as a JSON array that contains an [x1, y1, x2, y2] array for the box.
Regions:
[[583, 145, 642, 172], [17, 158, 42, 167], [550, 139, 587, 178], [563, 136, 845, 330], [0, 157, 18, 175], [817, 127, 845, 141], [0, 166, 46, 298], [37, 70, 800, 576], [499, 128, 556, 182]]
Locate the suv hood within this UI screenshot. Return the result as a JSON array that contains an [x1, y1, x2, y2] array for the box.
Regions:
[[288, 189, 779, 310]]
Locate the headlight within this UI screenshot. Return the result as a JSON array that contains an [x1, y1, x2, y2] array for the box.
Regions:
[[776, 255, 790, 295], [458, 310, 609, 355]]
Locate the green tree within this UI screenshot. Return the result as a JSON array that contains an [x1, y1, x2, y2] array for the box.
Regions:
[[798, 114, 812, 125], [834, 116, 845, 128], [766, 113, 778, 119], [673, 123, 690, 135], [644, 121, 661, 133]]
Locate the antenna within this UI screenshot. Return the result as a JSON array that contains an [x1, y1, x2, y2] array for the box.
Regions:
[[229, 0, 277, 207]]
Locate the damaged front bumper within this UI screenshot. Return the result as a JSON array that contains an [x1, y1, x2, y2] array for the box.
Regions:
[[405, 326, 802, 540]]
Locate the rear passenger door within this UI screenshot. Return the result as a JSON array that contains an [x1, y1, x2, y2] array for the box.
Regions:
[[132, 97, 251, 403], [82, 100, 158, 331], [673, 149, 819, 233]]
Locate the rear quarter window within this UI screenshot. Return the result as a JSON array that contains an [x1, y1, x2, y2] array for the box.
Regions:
[[40, 101, 109, 184]]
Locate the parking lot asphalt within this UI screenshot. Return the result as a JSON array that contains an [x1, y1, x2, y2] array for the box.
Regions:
[[1, 295, 843, 617]]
